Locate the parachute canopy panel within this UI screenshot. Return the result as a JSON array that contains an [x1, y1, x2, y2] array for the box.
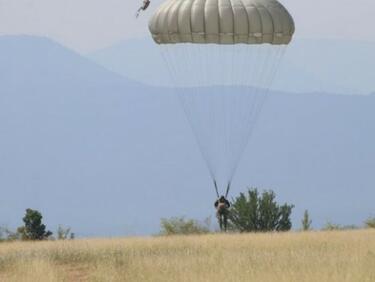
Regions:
[[149, 0, 295, 45]]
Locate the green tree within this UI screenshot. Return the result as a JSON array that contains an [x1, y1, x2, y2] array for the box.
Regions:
[[228, 188, 294, 232], [17, 209, 52, 240], [159, 217, 210, 235], [301, 210, 312, 231]]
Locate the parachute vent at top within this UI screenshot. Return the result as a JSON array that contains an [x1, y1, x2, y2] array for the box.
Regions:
[[149, 0, 295, 45]]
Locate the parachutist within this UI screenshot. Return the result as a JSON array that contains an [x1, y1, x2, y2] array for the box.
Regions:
[[136, 0, 151, 18], [214, 196, 230, 232]]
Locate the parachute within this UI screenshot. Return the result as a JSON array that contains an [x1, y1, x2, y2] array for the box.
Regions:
[[149, 0, 295, 197]]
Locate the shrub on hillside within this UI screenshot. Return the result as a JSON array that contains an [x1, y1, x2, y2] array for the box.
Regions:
[[322, 222, 358, 231], [0, 227, 4, 242], [365, 217, 375, 228], [0, 226, 20, 241], [228, 188, 294, 232], [159, 217, 210, 235], [57, 225, 72, 240]]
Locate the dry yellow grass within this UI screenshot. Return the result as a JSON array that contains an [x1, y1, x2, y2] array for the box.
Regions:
[[0, 229, 374, 282]]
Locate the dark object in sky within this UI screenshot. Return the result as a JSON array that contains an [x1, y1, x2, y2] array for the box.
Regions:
[[136, 0, 151, 18]]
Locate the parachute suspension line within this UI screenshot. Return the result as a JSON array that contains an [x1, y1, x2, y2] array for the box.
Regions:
[[184, 45, 214, 193], [224, 45, 269, 184], [160, 43, 288, 198], [225, 45, 288, 185], [189, 44, 226, 195], [161, 45, 214, 180], [214, 180, 219, 198], [189, 44, 219, 189], [225, 44, 237, 185], [229, 45, 288, 183], [161, 44, 220, 195], [225, 45, 252, 189], [249, 45, 288, 133], [224, 45, 241, 190], [184, 44, 220, 191], [160, 46, 178, 89], [225, 182, 231, 198]]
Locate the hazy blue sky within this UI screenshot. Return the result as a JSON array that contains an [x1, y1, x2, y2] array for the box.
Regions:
[[1, 0, 375, 52]]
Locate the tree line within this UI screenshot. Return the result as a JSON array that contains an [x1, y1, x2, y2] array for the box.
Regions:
[[160, 187, 375, 235], [1, 187, 374, 240]]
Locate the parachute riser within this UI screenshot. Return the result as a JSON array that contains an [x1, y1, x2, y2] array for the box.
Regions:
[[213, 180, 231, 199], [225, 182, 231, 198], [213, 180, 219, 198]]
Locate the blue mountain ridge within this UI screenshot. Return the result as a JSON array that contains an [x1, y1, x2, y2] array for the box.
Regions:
[[89, 37, 375, 95], [0, 35, 374, 236]]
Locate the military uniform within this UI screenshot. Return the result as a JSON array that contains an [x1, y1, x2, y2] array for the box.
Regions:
[[214, 196, 230, 231]]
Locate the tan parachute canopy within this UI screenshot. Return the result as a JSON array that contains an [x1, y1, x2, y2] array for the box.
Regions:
[[149, 0, 295, 45]]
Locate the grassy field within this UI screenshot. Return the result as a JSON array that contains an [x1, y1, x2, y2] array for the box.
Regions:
[[0, 230, 374, 282]]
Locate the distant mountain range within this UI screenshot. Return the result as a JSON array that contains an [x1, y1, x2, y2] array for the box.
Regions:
[[89, 37, 375, 95], [0, 35, 374, 236]]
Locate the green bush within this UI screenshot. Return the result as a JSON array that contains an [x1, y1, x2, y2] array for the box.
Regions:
[[159, 217, 210, 235], [228, 188, 294, 232], [57, 225, 72, 240], [322, 222, 341, 231], [365, 217, 375, 228]]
